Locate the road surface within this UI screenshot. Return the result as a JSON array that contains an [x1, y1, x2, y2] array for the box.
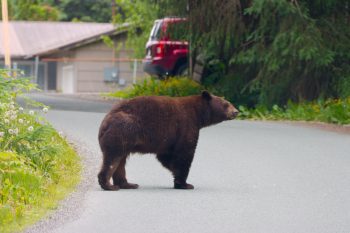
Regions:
[[25, 93, 350, 233]]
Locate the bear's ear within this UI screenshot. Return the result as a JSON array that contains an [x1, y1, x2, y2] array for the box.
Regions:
[[201, 90, 212, 101]]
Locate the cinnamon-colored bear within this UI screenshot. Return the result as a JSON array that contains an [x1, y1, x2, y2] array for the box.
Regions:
[[98, 91, 239, 190]]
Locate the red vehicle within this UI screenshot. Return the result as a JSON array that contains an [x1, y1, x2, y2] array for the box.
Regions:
[[143, 17, 189, 78]]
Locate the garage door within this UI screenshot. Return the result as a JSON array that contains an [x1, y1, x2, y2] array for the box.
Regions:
[[62, 65, 74, 94]]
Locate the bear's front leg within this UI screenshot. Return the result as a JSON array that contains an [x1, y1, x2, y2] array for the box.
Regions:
[[171, 152, 195, 190]]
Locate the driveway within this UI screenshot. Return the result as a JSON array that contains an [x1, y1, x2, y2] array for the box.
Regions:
[[24, 93, 350, 233]]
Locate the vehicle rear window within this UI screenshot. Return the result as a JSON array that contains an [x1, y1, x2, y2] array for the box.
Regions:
[[150, 21, 162, 41]]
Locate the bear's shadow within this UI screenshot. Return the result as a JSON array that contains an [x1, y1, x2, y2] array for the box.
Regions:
[[95, 185, 218, 192], [94, 186, 174, 192]]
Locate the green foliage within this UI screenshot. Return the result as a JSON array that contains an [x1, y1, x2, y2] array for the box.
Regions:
[[337, 74, 350, 99], [0, 71, 39, 104], [0, 152, 44, 226], [238, 98, 350, 125], [58, 0, 112, 22], [229, 0, 341, 106], [0, 70, 80, 233], [113, 0, 159, 58], [2, 0, 113, 22], [146, 0, 350, 107], [4, 0, 60, 21], [108, 77, 203, 98]]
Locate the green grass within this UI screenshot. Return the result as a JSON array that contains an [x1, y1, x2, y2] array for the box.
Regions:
[[238, 98, 350, 125], [0, 146, 80, 233], [0, 70, 81, 232]]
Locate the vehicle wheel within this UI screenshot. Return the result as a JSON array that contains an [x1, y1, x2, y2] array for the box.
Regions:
[[176, 64, 189, 77]]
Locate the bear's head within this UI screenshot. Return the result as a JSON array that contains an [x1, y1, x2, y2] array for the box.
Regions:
[[201, 90, 239, 125]]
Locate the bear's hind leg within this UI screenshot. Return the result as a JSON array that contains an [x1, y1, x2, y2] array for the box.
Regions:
[[98, 154, 123, 191], [112, 156, 139, 189]]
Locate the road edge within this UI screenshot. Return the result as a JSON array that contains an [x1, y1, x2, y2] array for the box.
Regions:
[[22, 136, 98, 233], [263, 120, 350, 135]]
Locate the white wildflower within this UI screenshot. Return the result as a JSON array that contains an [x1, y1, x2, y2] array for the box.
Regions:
[[13, 128, 19, 135], [42, 107, 49, 113], [8, 129, 14, 134], [4, 119, 10, 124], [0, 132, 4, 137], [10, 114, 17, 120], [28, 126, 34, 132], [11, 110, 18, 116], [58, 131, 64, 137], [19, 107, 24, 111], [18, 119, 24, 124], [29, 110, 35, 115]]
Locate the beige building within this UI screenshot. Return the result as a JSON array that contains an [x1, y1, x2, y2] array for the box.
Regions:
[[0, 21, 146, 93]]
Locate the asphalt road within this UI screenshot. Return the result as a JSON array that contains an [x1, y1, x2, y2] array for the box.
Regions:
[[25, 93, 350, 233]]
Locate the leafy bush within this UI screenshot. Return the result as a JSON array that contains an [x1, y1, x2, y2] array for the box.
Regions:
[[109, 77, 204, 98], [0, 70, 80, 232], [238, 98, 350, 125]]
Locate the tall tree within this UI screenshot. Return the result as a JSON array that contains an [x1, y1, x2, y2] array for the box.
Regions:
[[58, 0, 112, 22]]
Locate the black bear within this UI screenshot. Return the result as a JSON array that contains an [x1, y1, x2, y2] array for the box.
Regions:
[[98, 91, 239, 190]]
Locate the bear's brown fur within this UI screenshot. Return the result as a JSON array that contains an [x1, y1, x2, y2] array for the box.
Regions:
[[97, 91, 239, 190]]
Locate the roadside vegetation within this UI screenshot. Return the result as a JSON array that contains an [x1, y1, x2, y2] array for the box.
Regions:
[[108, 77, 202, 98], [112, 77, 350, 125], [238, 98, 350, 125], [0, 70, 80, 233]]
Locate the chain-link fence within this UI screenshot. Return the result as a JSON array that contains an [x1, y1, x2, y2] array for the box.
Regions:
[[4, 58, 148, 93]]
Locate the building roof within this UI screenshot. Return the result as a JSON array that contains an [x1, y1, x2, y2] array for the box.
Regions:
[[0, 21, 125, 58]]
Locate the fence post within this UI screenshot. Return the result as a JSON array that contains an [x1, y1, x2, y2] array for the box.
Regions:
[[132, 59, 137, 84], [34, 56, 39, 85], [1, 0, 11, 69]]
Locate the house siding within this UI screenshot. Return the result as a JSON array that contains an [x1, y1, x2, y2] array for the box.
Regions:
[[67, 38, 145, 93]]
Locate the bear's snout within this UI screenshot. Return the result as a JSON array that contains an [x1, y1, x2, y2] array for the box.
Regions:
[[227, 105, 239, 119]]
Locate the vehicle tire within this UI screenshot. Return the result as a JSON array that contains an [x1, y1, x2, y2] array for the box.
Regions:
[[175, 64, 189, 77]]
